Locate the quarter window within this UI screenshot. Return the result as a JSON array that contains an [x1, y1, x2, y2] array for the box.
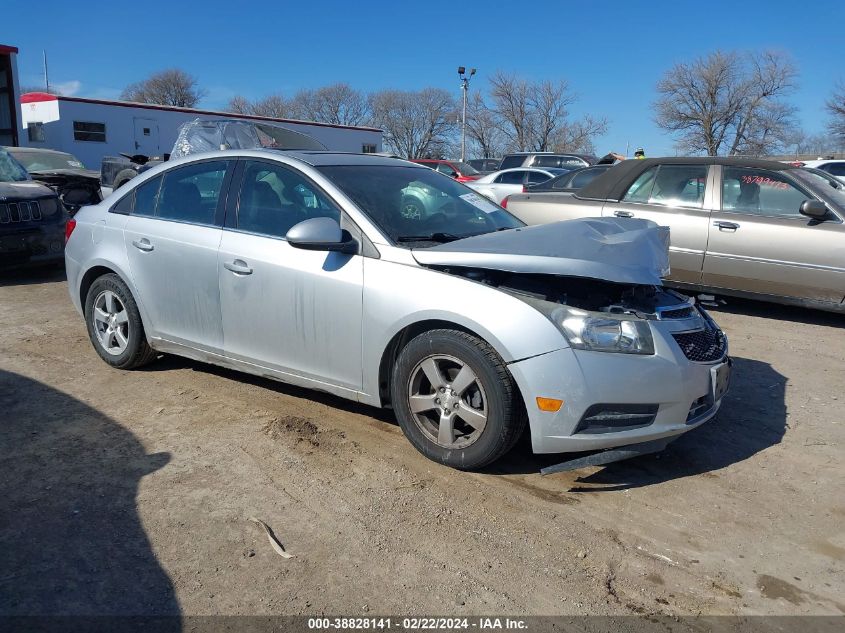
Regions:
[[72, 121, 106, 142], [236, 161, 340, 238], [156, 161, 229, 225], [722, 167, 809, 217]]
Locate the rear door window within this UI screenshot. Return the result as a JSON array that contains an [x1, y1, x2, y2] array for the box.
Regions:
[[156, 160, 230, 225], [623, 165, 707, 208], [132, 175, 163, 217], [526, 171, 551, 184], [496, 170, 525, 185]]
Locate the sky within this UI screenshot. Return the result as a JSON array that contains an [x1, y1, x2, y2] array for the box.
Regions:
[[4, 0, 844, 156]]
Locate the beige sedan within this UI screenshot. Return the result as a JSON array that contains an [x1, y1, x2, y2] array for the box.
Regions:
[[504, 157, 845, 313]]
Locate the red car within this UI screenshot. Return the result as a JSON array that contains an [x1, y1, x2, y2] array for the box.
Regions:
[[410, 159, 480, 182]]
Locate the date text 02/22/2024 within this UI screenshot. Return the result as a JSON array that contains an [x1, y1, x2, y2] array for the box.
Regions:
[[307, 617, 528, 630]]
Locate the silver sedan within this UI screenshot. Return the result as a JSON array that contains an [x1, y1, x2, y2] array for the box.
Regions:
[[65, 151, 730, 470]]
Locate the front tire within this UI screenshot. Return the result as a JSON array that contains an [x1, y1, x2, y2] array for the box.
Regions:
[[390, 329, 526, 470], [84, 273, 157, 369]]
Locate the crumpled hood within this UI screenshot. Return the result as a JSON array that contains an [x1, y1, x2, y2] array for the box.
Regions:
[[412, 217, 670, 285], [29, 169, 101, 183], [0, 180, 56, 201]]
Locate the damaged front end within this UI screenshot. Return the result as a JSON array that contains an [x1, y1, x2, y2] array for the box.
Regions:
[[411, 217, 730, 469], [413, 217, 687, 355], [28, 171, 102, 216]]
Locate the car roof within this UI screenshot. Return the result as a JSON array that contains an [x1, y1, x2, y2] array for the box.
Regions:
[[267, 150, 427, 168], [577, 156, 799, 201], [3, 146, 73, 156]]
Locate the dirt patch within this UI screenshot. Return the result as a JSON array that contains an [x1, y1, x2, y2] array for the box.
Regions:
[[1, 274, 843, 616]]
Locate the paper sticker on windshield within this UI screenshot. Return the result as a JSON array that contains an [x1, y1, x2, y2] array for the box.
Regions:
[[68, 161, 84, 168], [460, 192, 500, 213]]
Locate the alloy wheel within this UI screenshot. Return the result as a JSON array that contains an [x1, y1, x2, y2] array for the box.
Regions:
[[92, 290, 130, 356], [407, 354, 488, 448]]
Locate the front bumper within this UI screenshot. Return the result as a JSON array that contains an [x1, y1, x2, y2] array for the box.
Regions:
[[0, 222, 66, 269], [508, 324, 729, 454]]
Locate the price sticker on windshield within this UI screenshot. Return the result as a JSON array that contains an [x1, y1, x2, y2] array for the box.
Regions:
[[460, 192, 500, 214]]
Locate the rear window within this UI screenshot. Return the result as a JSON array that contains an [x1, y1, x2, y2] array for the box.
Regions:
[[499, 155, 525, 170], [532, 155, 586, 168]]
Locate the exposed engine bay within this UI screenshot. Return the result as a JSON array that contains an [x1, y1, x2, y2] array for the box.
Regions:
[[28, 172, 102, 216], [431, 265, 693, 318]]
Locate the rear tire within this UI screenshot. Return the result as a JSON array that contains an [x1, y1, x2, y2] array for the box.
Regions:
[[84, 273, 157, 369], [390, 329, 526, 470]]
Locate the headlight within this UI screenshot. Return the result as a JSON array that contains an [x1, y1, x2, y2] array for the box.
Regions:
[[521, 297, 655, 355], [554, 306, 654, 354]]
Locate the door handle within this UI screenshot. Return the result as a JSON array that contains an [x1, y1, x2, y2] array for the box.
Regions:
[[224, 259, 253, 275], [131, 238, 154, 252], [614, 210, 634, 218], [713, 221, 740, 231]]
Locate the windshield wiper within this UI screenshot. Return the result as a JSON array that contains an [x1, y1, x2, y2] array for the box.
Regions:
[[396, 232, 464, 243]]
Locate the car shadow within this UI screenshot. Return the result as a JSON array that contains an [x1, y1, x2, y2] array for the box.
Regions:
[[0, 265, 66, 287], [706, 296, 844, 328], [0, 369, 180, 625], [140, 354, 399, 425], [486, 356, 787, 490]]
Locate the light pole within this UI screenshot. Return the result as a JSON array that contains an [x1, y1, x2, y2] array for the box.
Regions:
[[458, 66, 476, 162]]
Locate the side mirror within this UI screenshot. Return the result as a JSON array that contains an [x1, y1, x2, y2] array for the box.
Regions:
[[799, 199, 829, 220], [286, 217, 358, 254]]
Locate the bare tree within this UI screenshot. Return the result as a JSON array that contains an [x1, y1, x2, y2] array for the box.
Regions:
[[226, 95, 252, 114], [290, 83, 370, 126], [121, 69, 206, 108], [827, 81, 845, 143], [488, 71, 606, 153], [654, 50, 797, 156], [550, 115, 608, 154], [369, 88, 456, 158], [249, 95, 291, 118], [464, 93, 506, 158], [488, 72, 533, 151]]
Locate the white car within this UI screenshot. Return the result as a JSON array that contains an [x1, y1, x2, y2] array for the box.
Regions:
[[465, 168, 556, 204], [801, 159, 845, 183]]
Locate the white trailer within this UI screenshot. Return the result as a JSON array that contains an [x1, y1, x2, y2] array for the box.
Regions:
[[19, 93, 382, 169]]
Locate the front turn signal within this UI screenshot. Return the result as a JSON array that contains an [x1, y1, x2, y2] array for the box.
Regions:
[[536, 397, 564, 412]]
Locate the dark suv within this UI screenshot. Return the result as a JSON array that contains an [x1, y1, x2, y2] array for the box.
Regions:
[[0, 148, 67, 269]]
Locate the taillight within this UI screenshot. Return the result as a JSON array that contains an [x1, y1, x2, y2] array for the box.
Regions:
[[501, 196, 509, 209], [65, 218, 77, 243], [521, 185, 527, 193]]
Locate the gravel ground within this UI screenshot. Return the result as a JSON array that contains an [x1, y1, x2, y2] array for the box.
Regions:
[[0, 268, 842, 618]]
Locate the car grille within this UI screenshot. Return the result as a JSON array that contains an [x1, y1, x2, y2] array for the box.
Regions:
[[0, 201, 43, 223], [659, 306, 695, 319], [672, 328, 726, 363]]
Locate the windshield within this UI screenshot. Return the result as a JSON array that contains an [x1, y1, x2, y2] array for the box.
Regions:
[[318, 164, 524, 247], [10, 150, 86, 171], [794, 168, 845, 213], [452, 161, 479, 176], [0, 149, 30, 182]]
